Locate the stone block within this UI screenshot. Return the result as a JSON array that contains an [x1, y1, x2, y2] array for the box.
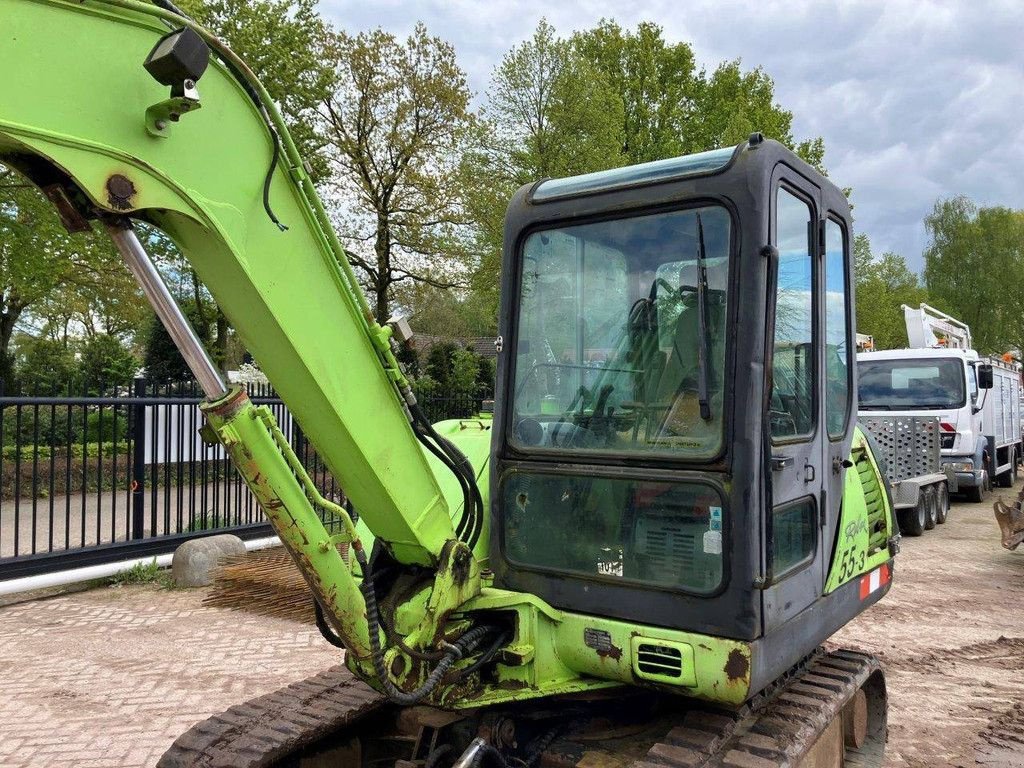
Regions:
[[171, 534, 246, 587]]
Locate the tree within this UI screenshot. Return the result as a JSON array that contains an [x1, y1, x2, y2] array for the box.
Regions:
[[13, 336, 77, 394], [322, 23, 477, 324], [142, 307, 211, 383], [0, 165, 130, 366], [854, 235, 928, 350], [178, 0, 336, 181], [572, 20, 695, 164], [394, 283, 496, 339], [78, 334, 139, 393], [573, 21, 825, 169], [466, 20, 626, 320], [484, 20, 625, 182], [924, 196, 1024, 355]]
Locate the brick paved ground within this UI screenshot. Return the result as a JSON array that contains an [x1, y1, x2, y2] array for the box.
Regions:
[[0, 584, 339, 767]]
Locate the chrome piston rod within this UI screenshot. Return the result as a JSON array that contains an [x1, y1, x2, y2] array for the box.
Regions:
[[106, 223, 228, 399]]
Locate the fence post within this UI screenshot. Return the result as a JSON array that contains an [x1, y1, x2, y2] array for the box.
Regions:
[[131, 377, 146, 540]]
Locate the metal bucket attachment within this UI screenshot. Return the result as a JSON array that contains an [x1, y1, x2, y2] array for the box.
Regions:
[[994, 486, 1024, 550]]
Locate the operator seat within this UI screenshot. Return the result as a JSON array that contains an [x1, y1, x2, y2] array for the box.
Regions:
[[652, 262, 726, 442]]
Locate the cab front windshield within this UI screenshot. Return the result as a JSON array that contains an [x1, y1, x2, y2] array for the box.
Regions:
[[858, 358, 967, 410], [511, 205, 731, 458]]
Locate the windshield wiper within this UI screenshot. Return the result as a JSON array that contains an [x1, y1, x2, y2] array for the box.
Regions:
[[695, 213, 712, 421]]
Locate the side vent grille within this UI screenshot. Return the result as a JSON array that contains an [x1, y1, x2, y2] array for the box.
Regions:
[[854, 446, 889, 554], [630, 637, 696, 686], [637, 643, 682, 677]]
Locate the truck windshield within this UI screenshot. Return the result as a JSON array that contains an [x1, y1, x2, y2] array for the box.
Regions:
[[858, 358, 966, 410], [511, 205, 731, 458]]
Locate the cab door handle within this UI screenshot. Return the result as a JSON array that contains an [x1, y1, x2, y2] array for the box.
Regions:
[[771, 455, 793, 471]]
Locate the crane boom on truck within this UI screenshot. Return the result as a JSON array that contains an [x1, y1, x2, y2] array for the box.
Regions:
[[0, 3, 897, 765], [903, 303, 972, 350]]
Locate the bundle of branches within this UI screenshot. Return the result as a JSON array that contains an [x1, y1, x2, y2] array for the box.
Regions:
[[204, 546, 314, 624]]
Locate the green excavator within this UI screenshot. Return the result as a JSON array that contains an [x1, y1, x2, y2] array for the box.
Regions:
[[0, 2, 898, 765]]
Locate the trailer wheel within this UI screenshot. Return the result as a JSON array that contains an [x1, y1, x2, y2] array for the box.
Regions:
[[924, 487, 937, 530], [900, 496, 927, 537], [936, 483, 949, 524], [1012, 451, 1019, 485]]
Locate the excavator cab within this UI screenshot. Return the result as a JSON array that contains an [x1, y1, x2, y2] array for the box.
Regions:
[[493, 137, 888, 680]]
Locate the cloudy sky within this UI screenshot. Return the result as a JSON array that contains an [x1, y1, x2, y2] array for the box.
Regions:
[[321, 0, 1024, 272]]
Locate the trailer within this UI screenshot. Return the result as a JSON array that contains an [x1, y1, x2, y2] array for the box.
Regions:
[[860, 415, 953, 536], [858, 304, 1020, 503]]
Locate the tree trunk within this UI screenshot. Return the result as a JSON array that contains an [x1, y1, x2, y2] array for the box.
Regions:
[[0, 306, 20, 361], [374, 213, 391, 325]]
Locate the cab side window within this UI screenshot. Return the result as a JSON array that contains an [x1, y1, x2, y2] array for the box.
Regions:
[[825, 219, 850, 438], [771, 188, 815, 440]]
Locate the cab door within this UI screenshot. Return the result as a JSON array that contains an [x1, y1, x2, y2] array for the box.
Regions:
[[762, 168, 827, 633], [821, 206, 855, 588]]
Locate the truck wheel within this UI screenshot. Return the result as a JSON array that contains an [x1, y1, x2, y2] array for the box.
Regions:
[[900, 497, 927, 537], [936, 483, 949, 524], [966, 477, 986, 503], [924, 487, 937, 530], [1013, 451, 1019, 485], [997, 452, 1014, 488]]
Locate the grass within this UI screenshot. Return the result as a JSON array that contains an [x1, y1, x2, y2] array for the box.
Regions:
[[108, 558, 174, 588]]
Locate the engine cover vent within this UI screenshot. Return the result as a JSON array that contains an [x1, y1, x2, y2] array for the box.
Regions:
[[630, 637, 696, 686]]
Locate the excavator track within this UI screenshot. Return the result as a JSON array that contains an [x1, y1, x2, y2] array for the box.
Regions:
[[158, 650, 884, 768], [157, 666, 386, 768], [629, 649, 885, 768]]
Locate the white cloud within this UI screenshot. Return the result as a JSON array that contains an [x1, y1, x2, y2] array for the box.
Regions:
[[319, 0, 1024, 271]]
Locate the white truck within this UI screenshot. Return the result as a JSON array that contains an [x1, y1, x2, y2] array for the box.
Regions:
[[858, 304, 1023, 507]]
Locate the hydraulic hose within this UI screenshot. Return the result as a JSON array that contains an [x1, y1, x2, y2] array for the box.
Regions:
[[355, 547, 490, 705], [410, 403, 484, 548]]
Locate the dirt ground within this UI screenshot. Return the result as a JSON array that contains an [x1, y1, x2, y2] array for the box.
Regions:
[[831, 478, 1024, 767]]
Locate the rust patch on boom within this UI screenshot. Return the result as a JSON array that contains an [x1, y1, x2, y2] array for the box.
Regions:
[[106, 174, 136, 210]]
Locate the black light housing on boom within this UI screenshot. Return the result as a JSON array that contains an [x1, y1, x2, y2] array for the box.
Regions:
[[143, 27, 209, 96]]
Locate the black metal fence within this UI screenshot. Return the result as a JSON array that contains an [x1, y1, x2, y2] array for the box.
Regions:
[[0, 379, 488, 579]]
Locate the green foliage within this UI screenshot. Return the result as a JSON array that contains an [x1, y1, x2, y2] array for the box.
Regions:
[[571, 20, 695, 165], [14, 337, 77, 394], [425, 342, 459, 390], [142, 307, 211, 382], [1, 405, 85, 447], [923, 197, 1024, 355], [0, 440, 126, 461], [411, 374, 440, 400], [324, 23, 477, 323], [1, 164, 141, 358], [78, 334, 138, 393], [476, 356, 496, 396], [396, 283, 497, 339], [84, 411, 128, 444], [423, 342, 493, 398], [451, 348, 480, 395], [485, 19, 626, 182], [854, 234, 928, 350], [109, 558, 172, 588]]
